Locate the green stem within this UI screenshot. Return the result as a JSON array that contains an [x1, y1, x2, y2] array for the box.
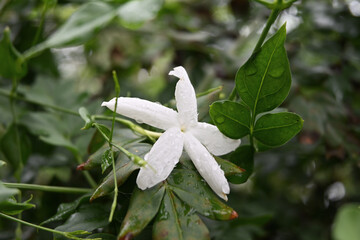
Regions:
[[0, 212, 99, 240], [0, 88, 79, 116], [196, 86, 223, 98], [3, 182, 92, 194], [252, 9, 280, 54], [32, 0, 49, 46], [228, 86, 237, 101], [93, 115, 161, 139]]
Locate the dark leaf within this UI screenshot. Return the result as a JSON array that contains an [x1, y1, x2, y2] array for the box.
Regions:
[[229, 145, 254, 184], [209, 100, 251, 139], [0, 195, 35, 215], [215, 156, 246, 184], [236, 24, 291, 115], [167, 169, 237, 220], [118, 184, 165, 239], [253, 112, 303, 147]]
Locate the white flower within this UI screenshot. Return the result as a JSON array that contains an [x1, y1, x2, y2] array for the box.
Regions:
[[101, 66, 240, 200]]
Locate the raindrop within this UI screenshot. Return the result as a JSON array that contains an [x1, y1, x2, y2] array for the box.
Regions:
[[268, 67, 284, 78], [215, 116, 225, 124]]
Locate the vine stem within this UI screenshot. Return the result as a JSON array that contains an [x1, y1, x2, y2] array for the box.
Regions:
[[3, 182, 92, 194]]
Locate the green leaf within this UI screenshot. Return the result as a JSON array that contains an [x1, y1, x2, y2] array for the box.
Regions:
[[101, 149, 112, 174], [87, 129, 107, 155], [78, 146, 109, 171], [79, 107, 93, 130], [0, 27, 27, 79], [236, 24, 291, 115], [54, 203, 109, 239], [0, 182, 19, 203], [229, 145, 254, 184], [41, 195, 90, 225], [209, 100, 251, 139], [91, 143, 151, 201], [153, 188, 210, 240], [0, 195, 35, 215], [253, 112, 303, 147], [215, 156, 246, 184], [117, 0, 164, 29], [254, 0, 297, 10], [332, 204, 360, 240], [0, 124, 31, 172], [167, 169, 237, 220], [45, 2, 115, 48], [118, 184, 165, 239]]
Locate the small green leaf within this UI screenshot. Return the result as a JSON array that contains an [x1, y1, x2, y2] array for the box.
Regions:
[[87, 129, 107, 155], [79, 107, 93, 130], [101, 149, 112, 174], [167, 169, 237, 220], [0, 195, 35, 215], [153, 188, 210, 240], [236, 24, 291, 115], [332, 204, 360, 240], [215, 156, 246, 184], [0, 124, 31, 173], [253, 112, 303, 147], [229, 145, 254, 184], [117, 0, 164, 29], [209, 100, 251, 139], [42, 195, 89, 225], [118, 184, 165, 239], [0, 27, 27, 79], [91, 143, 151, 201], [0, 182, 19, 203]]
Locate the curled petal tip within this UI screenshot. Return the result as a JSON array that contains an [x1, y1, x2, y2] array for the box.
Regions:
[[230, 210, 239, 220], [101, 101, 108, 107], [168, 66, 188, 80]]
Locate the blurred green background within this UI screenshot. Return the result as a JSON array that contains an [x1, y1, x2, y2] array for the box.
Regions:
[[0, 0, 360, 239]]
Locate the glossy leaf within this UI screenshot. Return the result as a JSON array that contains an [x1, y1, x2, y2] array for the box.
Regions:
[[0, 124, 31, 172], [236, 24, 291, 115], [167, 169, 237, 220], [253, 112, 303, 147], [78, 146, 109, 171], [54, 203, 109, 239], [229, 145, 254, 184], [332, 203, 360, 240], [91, 143, 151, 201], [42, 195, 90, 225], [45, 2, 115, 48], [118, 184, 165, 239], [215, 156, 246, 184], [101, 149, 112, 173], [0, 27, 27, 79], [87, 129, 107, 155], [153, 188, 210, 240], [209, 100, 251, 139], [0, 195, 35, 215], [117, 0, 164, 29], [0, 182, 19, 203]]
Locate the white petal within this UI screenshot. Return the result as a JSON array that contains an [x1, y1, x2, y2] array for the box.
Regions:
[[169, 66, 198, 128], [102, 97, 179, 130], [136, 128, 183, 190], [183, 132, 230, 201], [189, 122, 241, 156]]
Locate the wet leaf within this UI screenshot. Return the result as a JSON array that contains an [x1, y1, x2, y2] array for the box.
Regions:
[[253, 112, 303, 147], [153, 188, 210, 240], [118, 184, 165, 239], [229, 145, 254, 184], [101, 149, 112, 174], [209, 100, 251, 139], [91, 143, 151, 201], [167, 169, 237, 220], [214, 156, 246, 184], [236, 24, 291, 115]]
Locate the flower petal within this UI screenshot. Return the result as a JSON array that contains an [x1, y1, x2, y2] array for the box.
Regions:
[[189, 122, 241, 156], [169, 66, 198, 128], [136, 128, 183, 190], [102, 97, 179, 130], [183, 132, 230, 201]]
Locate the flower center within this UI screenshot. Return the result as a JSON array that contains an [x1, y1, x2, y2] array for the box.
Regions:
[[180, 126, 186, 132]]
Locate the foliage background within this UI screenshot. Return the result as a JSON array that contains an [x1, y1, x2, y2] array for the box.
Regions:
[[0, 0, 360, 239]]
